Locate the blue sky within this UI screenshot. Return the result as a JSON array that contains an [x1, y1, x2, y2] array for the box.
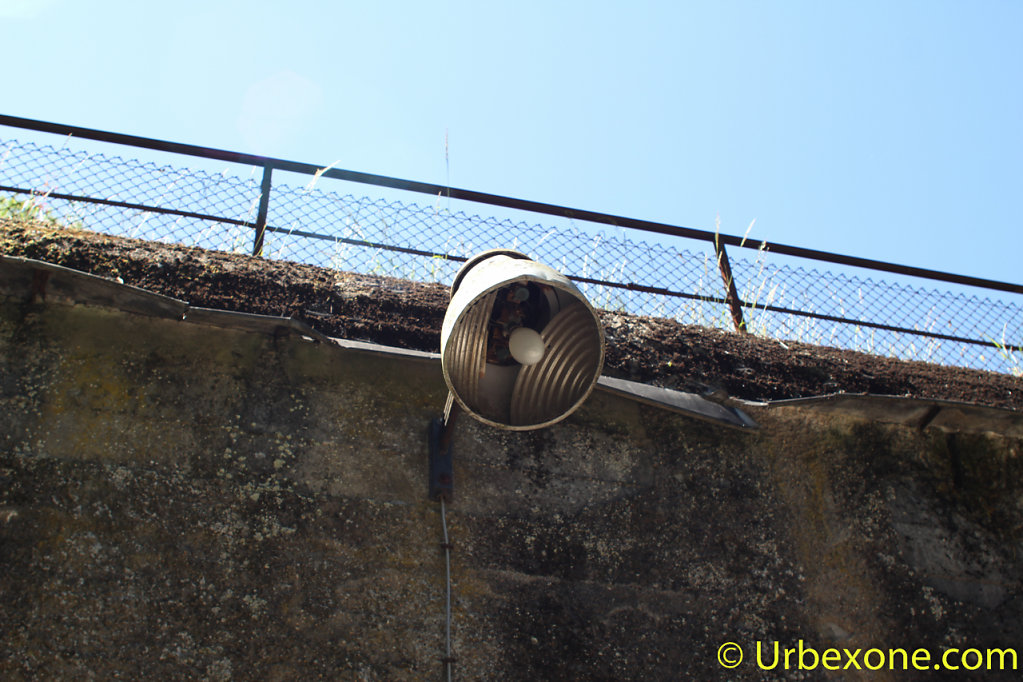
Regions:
[[1, 0, 1021, 285]]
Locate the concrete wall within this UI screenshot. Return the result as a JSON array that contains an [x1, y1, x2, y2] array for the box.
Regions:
[[2, 283, 1022, 680]]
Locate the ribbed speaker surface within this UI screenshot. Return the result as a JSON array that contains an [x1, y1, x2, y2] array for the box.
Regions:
[[440, 251, 604, 430], [508, 302, 602, 427], [443, 290, 497, 414]]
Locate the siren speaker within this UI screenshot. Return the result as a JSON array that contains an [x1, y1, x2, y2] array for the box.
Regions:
[[440, 250, 605, 430]]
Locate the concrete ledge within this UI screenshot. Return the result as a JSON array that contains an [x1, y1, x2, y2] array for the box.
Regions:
[[5, 253, 1021, 437]]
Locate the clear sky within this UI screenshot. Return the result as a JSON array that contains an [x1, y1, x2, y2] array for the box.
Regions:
[[1, 0, 1021, 285]]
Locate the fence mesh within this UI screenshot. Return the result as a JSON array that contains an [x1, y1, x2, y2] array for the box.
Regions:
[[1, 136, 1021, 376]]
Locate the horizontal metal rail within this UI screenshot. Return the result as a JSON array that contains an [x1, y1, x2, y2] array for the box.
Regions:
[[2, 113, 1021, 372], [8, 177, 1014, 353], [738, 298, 1023, 352], [2, 113, 1021, 296], [263, 224, 471, 263], [0, 182, 731, 306], [0, 184, 253, 228]]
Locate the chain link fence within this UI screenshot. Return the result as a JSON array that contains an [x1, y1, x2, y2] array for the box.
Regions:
[[1, 135, 1021, 376]]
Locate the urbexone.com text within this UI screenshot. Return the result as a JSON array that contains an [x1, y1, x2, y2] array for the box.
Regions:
[[754, 640, 1017, 672]]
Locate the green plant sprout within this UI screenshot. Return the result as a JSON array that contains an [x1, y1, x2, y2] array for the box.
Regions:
[[988, 326, 1023, 377], [0, 194, 84, 230]]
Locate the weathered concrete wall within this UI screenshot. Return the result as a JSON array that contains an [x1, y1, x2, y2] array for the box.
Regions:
[[2, 292, 1022, 680]]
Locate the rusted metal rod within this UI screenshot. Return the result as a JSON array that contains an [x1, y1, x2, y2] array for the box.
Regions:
[[714, 239, 747, 333], [252, 164, 273, 257]]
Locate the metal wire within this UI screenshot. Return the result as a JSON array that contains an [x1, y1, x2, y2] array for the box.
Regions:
[[441, 497, 453, 682]]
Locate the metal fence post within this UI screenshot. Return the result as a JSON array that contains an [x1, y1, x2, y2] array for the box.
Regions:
[[714, 237, 747, 333], [253, 164, 273, 256]]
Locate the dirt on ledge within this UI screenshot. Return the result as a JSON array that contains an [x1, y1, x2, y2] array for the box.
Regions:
[[1, 219, 1019, 410]]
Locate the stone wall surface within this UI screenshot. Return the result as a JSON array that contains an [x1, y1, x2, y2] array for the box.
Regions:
[[2, 291, 1022, 680]]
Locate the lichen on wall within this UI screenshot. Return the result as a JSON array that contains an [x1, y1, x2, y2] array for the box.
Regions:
[[1, 296, 1022, 680]]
